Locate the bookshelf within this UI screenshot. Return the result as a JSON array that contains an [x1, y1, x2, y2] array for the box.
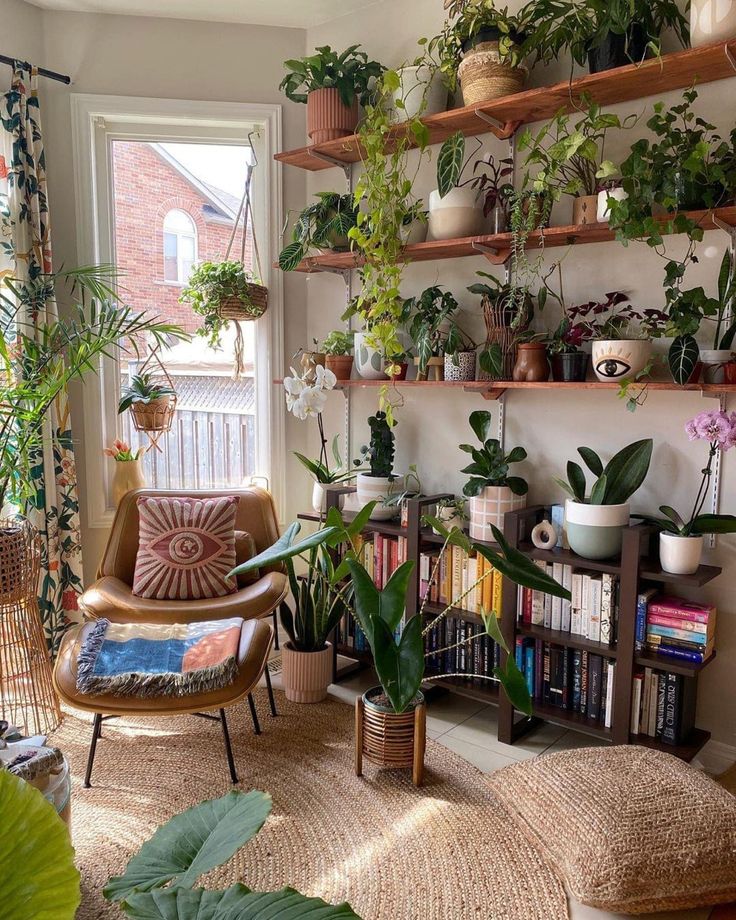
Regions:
[[307, 492, 720, 761]]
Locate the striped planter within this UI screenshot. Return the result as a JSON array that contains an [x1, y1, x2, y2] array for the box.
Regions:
[[307, 88, 359, 145], [355, 687, 426, 786], [468, 486, 526, 540], [281, 641, 332, 703]]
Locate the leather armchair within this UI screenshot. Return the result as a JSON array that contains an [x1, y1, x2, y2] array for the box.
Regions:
[[79, 487, 288, 627]]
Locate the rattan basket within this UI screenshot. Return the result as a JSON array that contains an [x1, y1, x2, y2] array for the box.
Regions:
[[217, 283, 268, 322], [458, 49, 527, 105], [130, 394, 177, 433], [478, 294, 532, 381], [355, 688, 426, 786]]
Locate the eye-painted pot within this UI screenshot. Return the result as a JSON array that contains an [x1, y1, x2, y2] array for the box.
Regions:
[[591, 339, 652, 382]]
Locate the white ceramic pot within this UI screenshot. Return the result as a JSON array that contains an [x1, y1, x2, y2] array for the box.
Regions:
[[699, 349, 734, 384], [591, 339, 652, 382], [392, 65, 447, 121], [428, 188, 487, 241], [468, 486, 526, 541], [659, 532, 704, 575], [690, 0, 736, 47], [354, 332, 387, 380], [401, 218, 428, 245], [444, 351, 476, 381], [597, 187, 628, 222], [356, 472, 399, 520], [565, 500, 630, 560], [312, 481, 326, 514], [281, 641, 333, 704]]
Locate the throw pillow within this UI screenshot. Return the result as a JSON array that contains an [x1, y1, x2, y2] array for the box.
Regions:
[[133, 496, 239, 600], [486, 745, 736, 915]]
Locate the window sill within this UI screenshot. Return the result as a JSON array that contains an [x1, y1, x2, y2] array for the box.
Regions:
[[155, 280, 187, 288]]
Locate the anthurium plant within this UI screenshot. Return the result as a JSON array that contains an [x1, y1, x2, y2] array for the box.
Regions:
[[460, 410, 528, 498], [556, 438, 653, 505]]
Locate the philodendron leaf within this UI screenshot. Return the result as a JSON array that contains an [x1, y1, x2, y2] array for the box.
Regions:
[[105, 791, 273, 902], [481, 525, 571, 600], [494, 657, 532, 716], [422, 515, 473, 555], [481, 607, 508, 654], [668, 334, 700, 385], [0, 770, 81, 920], [371, 613, 425, 713], [121, 884, 363, 920], [437, 130, 465, 197], [229, 524, 339, 577]]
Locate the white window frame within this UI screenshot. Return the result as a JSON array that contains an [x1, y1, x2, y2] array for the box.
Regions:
[[162, 208, 197, 284], [71, 94, 285, 529]]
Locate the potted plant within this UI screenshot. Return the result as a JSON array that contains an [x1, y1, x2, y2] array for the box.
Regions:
[[469, 272, 533, 381], [634, 410, 736, 575], [355, 411, 399, 520], [444, 325, 478, 381], [279, 192, 359, 271], [389, 348, 413, 381], [279, 45, 385, 145], [460, 410, 528, 539], [537, 269, 594, 381], [405, 285, 463, 381], [400, 201, 429, 245], [699, 249, 736, 383], [556, 438, 653, 560], [520, 0, 689, 75], [434, 496, 468, 532], [321, 330, 355, 381], [118, 371, 177, 433], [582, 293, 666, 383], [103, 440, 146, 507], [430, 0, 530, 104], [391, 59, 447, 122], [179, 260, 267, 349]]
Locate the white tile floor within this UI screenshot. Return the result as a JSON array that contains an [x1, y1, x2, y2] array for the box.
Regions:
[[266, 651, 606, 774]]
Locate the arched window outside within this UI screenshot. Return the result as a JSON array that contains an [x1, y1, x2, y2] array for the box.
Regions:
[[163, 208, 196, 283]]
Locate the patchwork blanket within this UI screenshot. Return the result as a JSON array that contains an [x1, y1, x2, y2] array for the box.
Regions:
[[76, 618, 243, 698]]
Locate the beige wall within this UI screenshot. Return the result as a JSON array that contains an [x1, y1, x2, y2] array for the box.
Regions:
[[4, 0, 43, 61], [303, 0, 736, 752]]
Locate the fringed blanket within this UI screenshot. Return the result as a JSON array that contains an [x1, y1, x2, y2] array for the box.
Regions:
[[76, 618, 243, 698]]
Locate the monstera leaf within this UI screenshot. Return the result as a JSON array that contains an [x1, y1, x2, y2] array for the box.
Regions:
[[0, 768, 81, 919], [105, 791, 272, 902], [121, 884, 363, 920]]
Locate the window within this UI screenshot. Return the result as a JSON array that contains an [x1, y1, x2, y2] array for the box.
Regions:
[[163, 208, 196, 283]]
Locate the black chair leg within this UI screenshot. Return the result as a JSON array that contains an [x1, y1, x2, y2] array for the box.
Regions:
[[264, 664, 277, 717], [272, 609, 279, 650], [84, 713, 103, 788], [219, 708, 239, 784], [247, 692, 261, 736]]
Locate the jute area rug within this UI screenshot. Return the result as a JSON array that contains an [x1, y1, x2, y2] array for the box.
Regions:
[[50, 688, 568, 920]]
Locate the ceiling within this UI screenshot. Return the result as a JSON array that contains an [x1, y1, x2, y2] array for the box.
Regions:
[[28, 0, 375, 29]]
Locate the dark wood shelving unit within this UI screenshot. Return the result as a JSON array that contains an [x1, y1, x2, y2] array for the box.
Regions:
[[518, 623, 618, 658], [635, 650, 716, 678], [634, 727, 712, 762], [639, 561, 723, 587], [426, 675, 500, 704], [275, 41, 736, 172], [517, 542, 622, 575]]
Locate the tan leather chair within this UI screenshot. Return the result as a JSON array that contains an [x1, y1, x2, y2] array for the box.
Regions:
[[53, 618, 273, 786], [79, 488, 288, 639]]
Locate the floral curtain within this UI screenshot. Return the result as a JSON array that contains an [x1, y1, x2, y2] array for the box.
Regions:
[[0, 64, 83, 652]]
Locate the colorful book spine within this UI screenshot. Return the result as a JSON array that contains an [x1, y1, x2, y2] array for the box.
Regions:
[[600, 573, 614, 646]]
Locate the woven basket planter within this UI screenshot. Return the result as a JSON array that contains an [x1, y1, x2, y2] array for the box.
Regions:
[[355, 688, 426, 786], [217, 283, 268, 321], [458, 48, 527, 105], [130, 394, 176, 433], [478, 295, 531, 381]]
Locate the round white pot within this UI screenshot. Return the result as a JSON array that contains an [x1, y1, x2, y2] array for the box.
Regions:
[[392, 65, 447, 121], [428, 188, 487, 241], [401, 218, 428, 246], [591, 339, 652, 382], [597, 187, 628, 222], [356, 472, 399, 520], [354, 332, 387, 380], [690, 0, 736, 47], [468, 486, 526, 540], [434, 510, 465, 534], [659, 532, 704, 575], [700, 349, 734, 384], [312, 481, 325, 514], [565, 500, 630, 560], [281, 641, 333, 704]]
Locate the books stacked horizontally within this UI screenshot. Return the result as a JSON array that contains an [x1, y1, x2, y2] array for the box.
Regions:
[[637, 594, 716, 664], [630, 668, 696, 746], [419, 547, 503, 615], [517, 564, 619, 646], [424, 616, 501, 682], [515, 639, 616, 727]]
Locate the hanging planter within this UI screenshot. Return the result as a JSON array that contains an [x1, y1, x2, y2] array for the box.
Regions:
[[118, 361, 177, 453]]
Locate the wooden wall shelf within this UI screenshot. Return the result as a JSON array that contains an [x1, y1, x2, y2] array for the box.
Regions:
[[281, 206, 736, 273], [275, 41, 736, 172]]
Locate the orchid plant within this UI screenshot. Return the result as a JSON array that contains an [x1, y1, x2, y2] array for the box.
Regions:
[[103, 439, 145, 462], [636, 410, 736, 537]]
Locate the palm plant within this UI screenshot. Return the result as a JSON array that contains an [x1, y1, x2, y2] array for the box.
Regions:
[[0, 265, 187, 510]]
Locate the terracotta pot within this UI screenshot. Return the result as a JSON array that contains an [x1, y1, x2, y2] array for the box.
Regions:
[[281, 641, 333, 704], [572, 194, 600, 225], [469, 486, 526, 540], [355, 687, 426, 786], [725, 361, 736, 384], [512, 343, 549, 381], [550, 351, 589, 382], [112, 458, 146, 507], [325, 354, 353, 381], [307, 88, 359, 145]]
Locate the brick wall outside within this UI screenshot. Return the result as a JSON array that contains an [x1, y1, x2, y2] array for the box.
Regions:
[[112, 141, 253, 336]]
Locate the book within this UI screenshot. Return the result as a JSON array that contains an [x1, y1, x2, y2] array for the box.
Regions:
[[647, 624, 712, 644], [648, 596, 716, 626], [631, 671, 644, 734], [587, 575, 602, 643], [524, 642, 535, 697], [548, 645, 566, 709], [661, 672, 697, 746], [587, 654, 603, 721], [572, 650, 582, 712], [647, 613, 710, 636], [491, 565, 503, 617], [635, 589, 658, 653], [570, 572, 584, 636], [655, 673, 666, 738], [561, 565, 573, 633], [551, 562, 564, 631], [581, 574, 592, 638], [600, 573, 615, 646], [646, 642, 712, 663], [531, 563, 546, 626], [604, 661, 615, 729], [580, 650, 589, 714]]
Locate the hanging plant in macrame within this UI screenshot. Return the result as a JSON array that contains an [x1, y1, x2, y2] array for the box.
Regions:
[[179, 134, 268, 377], [119, 347, 177, 452]]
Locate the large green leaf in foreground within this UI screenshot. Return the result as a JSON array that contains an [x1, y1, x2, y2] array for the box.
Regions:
[[0, 769, 80, 920]]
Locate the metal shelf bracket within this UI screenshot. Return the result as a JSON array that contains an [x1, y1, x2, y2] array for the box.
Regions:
[[307, 148, 353, 180]]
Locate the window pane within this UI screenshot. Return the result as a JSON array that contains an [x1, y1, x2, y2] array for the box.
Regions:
[[164, 208, 195, 234], [179, 235, 195, 260]]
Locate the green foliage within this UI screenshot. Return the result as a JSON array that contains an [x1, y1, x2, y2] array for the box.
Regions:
[[404, 286, 471, 373], [714, 248, 736, 350], [437, 131, 466, 197], [555, 439, 653, 505], [460, 410, 529, 497], [0, 266, 188, 510], [106, 790, 361, 919], [118, 373, 176, 414], [520, 0, 689, 68], [179, 260, 264, 348], [294, 435, 357, 485], [636, 508, 736, 537], [321, 330, 354, 356], [668, 334, 700, 385], [356, 411, 395, 478], [0, 769, 81, 919], [279, 45, 384, 107], [280, 193, 358, 271]]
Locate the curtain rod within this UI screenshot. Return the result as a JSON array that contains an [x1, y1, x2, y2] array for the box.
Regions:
[[0, 54, 71, 85]]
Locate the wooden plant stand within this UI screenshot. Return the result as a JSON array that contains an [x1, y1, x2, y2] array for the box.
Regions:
[[355, 692, 426, 787]]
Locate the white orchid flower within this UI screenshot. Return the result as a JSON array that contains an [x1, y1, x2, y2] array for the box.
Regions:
[[314, 363, 337, 391]]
